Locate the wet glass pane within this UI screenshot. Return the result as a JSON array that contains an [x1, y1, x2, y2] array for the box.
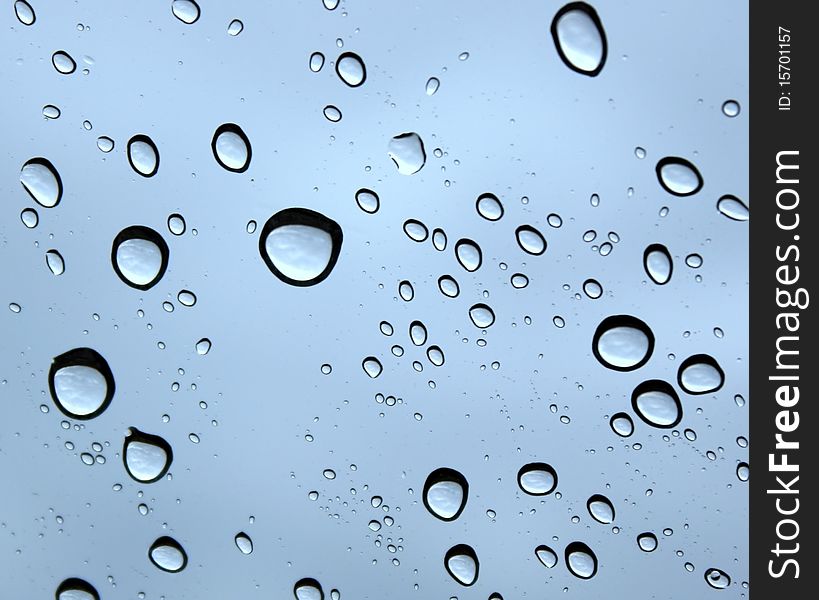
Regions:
[[2, 1, 747, 597]]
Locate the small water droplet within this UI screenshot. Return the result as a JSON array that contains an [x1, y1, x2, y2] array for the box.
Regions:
[[127, 135, 159, 177], [644, 244, 673, 285], [656, 157, 703, 196], [583, 279, 602, 299], [431, 228, 447, 251], [227, 19, 244, 36], [425, 77, 440, 96], [587, 494, 615, 524], [14, 0, 35, 25], [177, 290, 196, 307], [704, 568, 731, 589], [235, 532, 253, 554], [149, 536, 187, 572], [455, 239, 482, 272], [404, 219, 429, 242], [323, 105, 342, 122], [427, 345, 445, 366], [20, 158, 62, 208], [49, 348, 115, 419], [43, 105, 61, 119], [517, 463, 557, 495], [476, 193, 504, 221], [399, 280, 415, 301], [362, 357, 382, 378], [112, 226, 169, 290], [565, 542, 598, 579], [535, 545, 558, 568], [96, 136, 114, 153], [610, 412, 633, 437], [21, 208, 39, 228], [551, 2, 607, 76], [721, 100, 740, 118], [310, 52, 325, 72], [336, 52, 366, 87], [635, 146, 646, 159], [423, 468, 468, 521], [388, 132, 426, 175], [685, 253, 703, 269], [469, 304, 495, 328], [444, 544, 479, 586], [717, 195, 749, 221], [593, 315, 654, 371], [511, 273, 529, 289], [678, 354, 724, 394], [124, 428, 173, 483], [516, 225, 546, 255], [637, 532, 658, 552], [438, 275, 459, 298], [195, 338, 212, 355], [52, 51, 77, 74], [632, 380, 682, 428], [46, 249, 65, 275], [409, 321, 428, 346], [212, 124, 251, 172], [172, 0, 200, 24], [168, 214, 186, 235], [736, 462, 749, 482]]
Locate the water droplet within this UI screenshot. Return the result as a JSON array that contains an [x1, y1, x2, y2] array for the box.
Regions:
[[550, 2, 607, 76], [362, 357, 383, 378], [246, 220, 257, 234], [399, 280, 414, 301], [212, 124, 251, 172], [469, 304, 495, 328], [476, 193, 504, 221], [177, 290, 196, 307], [227, 19, 244, 36], [736, 462, 749, 482], [21, 208, 39, 228], [547, 213, 563, 228], [127, 135, 159, 177], [583, 279, 602, 299], [438, 275, 459, 298], [583, 230, 597, 243], [423, 468, 468, 521], [195, 338, 212, 355], [425, 77, 440, 96], [14, 0, 35, 25], [43, 105, 61, 119], [124, 428, 173, 483], [593, 315, 654, 371], [678, 354, 724, 394], [168, 214, 186, 235], [172, 0, 200, 24], [323, 105, 342, 122], [112, 226, 169, 290], [404, 219, 429, 242], [56, 578, 99, 600], [517, 463, 557, 495], [458, 51, 470, 61], [644, 244, 673, 285], [235, 532, 253, 554], [95, 136, 114, 153], [587, 494, 615, 524], [609, 412, 633, 437], [45, 249, 65, 275], [515, 225, 546, 255], [455, 239, 482, 272], [704, 568, 731, 589], [632, 380, 682, 428], [336, 52, 366, 87], [637, 532, 658, 552], [721, 100, 740, 118], [49, 348, 115, 420], [259, 208, 343, 286], [535, 545, 558, 568], [444, 544, 479, 586], [565, 542, 598, 579], [388, 132, 426, 175], [409, 321, 428, 346], [717, 195, 749, 221], [294, 578, 324, 600], [323, 0, 339, 10], [431, 228, 447, 251], [598, 241, 612, 256], [511, 273, 529, 289], [379, 321, 394, 336], [310, 52, 325, 72], [635, 146, 647, 159], [9, 303, 22, 313], [685, 253, 703, 269], [352, 188, 379, 214], [323, 469, 336, 480], [20, 158, 62, 208], [427, 345, 445, 366], [149, 536, 187, 572], [656, 157, 703, 196], [52, 51, 77, 74]]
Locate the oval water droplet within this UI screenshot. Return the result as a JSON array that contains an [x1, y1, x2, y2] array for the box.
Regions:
[[112, 226, 169, 290], [516, 225, 546, 255], [399, 280, 414, 301], [535, 545, 558, 569], [354, 188, 379, 214], [632, 380, 682, 428], [592, 315, 654, 371], [438, 275, 459, 298], [56, 578, 99, 600], [704, 568, 731, 590], [336, 52, 366, 87], [736, 462, 749, 482], [404, 219, 429, 242], [656, 157, 703, 196], [511, 273, 529, 289], [583, 279, 602, 299], [409, 321, 428, 346], [43, 105, 61, 119], [551, 2, 607, 76], [721, 100, 740, 118], [587, 494, 615, 524], [177, 290, 196, 306], [717, 195, 749, 221], [423, 467, 468, 521], [21, 208, 39, 228], [52, 51, 76, 74], [637, 532, 658, 552], [469, 304, 495, 328], [388, 132, 426, 175], [227, 19, 244, 36], [444, 544, 479, 586], [20, 158, 62, 208], [323, 0, 339, 10], [259, 208, 343, 286], [149, 536, 187, 572], [171, 0, 200, 24], [309, 52, 325, 72], [14, 0, 35, 25], [96, 136, 114, 153], [49, 348, 115, 420], [427, 345, 445, 366], [432, 228, 447, 251], [195, 338, 211, 355], [678, 354, 724, 394], [685, 253, 703, 268], [643, 244, 673, 285], [168, 213, 186, 235], [46, 249, 65, 275], [127, 135, 159, 177], [235, 532, 253, 555], [548, 213, 563, 227], [124, 428, 173, 483], [294, 578, 324, 600], [517, 462, 557, 495], [362, 357, 382, 378], [455, 239, 482, 272], [323, 105, 342, 122], [212, 123, 251, 172], [609, 412, 633, 437], [425, 77, 440, 96], [476, 193, 504, 221], [565, 542, 598, 579]]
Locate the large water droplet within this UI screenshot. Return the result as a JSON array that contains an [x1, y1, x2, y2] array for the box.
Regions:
[[476, 193, 504, 221], [535, 545, 558, 568], [399, 280, 414, 301], [631, 380, 682, 428], [583, 279, 603, 299], [227, 19, 244, 36], [43, 105, 61, 119], [587, 494, 615, 524], [469, 304, 495, 328], [455, 239, 482, 272], [335, 52, 366, 87], [309, 52, 325, 72], [678, 354, 724, 394], [168, 213, 186, 235], [551, 2, 607, 76], [444, 544, 479, 586], [96, 136, 114, 153], [517, 463, 557, 495], [516, 225, 546, 255], [195, 338, 212, 355], [511, 273, 529, 289], [46, 249, 65, 275], [438, 275, 460, 298], [643, 244, 673, 285], [56, 578, 99, 600], [656, 157, 703, 196], [637, 532, 658, 552], [20, 158, 62, 208], [235, 532, 253, 554], [355, 188, 379, 214], [362, 357, 382, 378], [212, 124, 251, 172], [423, 467, 468, 521], [171, 0, 200, 24], [704, 568, 731, 590], [127, 135, 159, 177], [52, 51, 76, 74], [259, 208, 343, 286], [404, 219, 429, 242], [717, 195, 749, 221], [294, 578, 324, 600], [112, 226, 169, 290], [609, 412, 633, 437], [425, 77, 440, 96], [593, 315, 654, 371], [427, 345, 445, 366], [149, 536, 187, 572], [409, 321, 428, 346], [123, 428, 173, 483], [388, 132, 426, 175], [565, 542, 598, 579], [49, 348, 115, 420]]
